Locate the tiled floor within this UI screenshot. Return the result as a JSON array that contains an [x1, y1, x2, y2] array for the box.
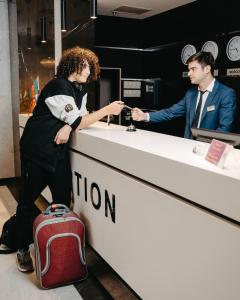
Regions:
[[0, 184, 140, 300]]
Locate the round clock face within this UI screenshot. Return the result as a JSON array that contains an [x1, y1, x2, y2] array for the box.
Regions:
[[202, 41, 219, 60], [181, 44, 197, 65], [226, 36, 240, 61]]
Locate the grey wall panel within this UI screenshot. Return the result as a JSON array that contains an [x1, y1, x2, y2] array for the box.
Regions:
[[0, 0, 15, 178]]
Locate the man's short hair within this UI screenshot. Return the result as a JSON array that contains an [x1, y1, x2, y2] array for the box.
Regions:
[[187, 51, 215, 75]]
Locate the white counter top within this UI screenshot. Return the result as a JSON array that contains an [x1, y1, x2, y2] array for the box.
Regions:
[[71, 122, 240, 222]]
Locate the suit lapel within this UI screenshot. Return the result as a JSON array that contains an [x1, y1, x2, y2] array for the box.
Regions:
[[200, 80, 219, 123]]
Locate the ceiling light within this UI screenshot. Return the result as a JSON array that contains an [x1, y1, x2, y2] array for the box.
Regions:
[[27, 27, 32, 50], [90, 0, 97, 19], [40, 16, 47, 43], [61, 0, 67, 32]]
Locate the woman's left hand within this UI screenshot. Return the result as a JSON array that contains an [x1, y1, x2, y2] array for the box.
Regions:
[[54, 124, 72, 144]]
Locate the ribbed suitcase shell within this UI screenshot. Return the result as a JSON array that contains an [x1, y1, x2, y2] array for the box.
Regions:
[[33, 205, 87, 289]]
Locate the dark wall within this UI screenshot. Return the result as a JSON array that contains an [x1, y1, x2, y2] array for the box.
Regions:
[[62, 0, 94, 50], [95, 0, 240, 136], [143, 0, 239, 48], [96, 48, 144, 78], [95, 16, 143, 49], [62, 0, 96, 111]]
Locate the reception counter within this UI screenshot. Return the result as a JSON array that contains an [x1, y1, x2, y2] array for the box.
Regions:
[[19, 114, 240, 300]]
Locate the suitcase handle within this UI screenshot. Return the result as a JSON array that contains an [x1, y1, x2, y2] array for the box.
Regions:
[[44, 204, 70, 216]]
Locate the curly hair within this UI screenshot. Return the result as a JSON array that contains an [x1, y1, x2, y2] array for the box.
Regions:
[[56, 47, 100, 82]]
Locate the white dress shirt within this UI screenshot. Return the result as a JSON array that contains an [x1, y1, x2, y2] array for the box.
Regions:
[[196, 78, 215, 127]]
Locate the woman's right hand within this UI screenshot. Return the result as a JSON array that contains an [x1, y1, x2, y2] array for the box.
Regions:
[[54, 124, 72, 144], [106, 101, 124, 115]]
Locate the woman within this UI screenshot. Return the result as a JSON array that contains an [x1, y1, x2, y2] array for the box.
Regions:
[[16, 47, 124, 272]]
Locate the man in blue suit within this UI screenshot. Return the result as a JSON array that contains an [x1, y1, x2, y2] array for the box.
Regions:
[[132, 52, 237, 139]]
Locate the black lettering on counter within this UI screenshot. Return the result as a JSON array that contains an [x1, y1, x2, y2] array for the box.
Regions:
[[105, 191, 115, 223], [74, 171, 81, 196], [84, 177, 87, 202], [74, 172, 116, 223], [90, 182, 101, 209]]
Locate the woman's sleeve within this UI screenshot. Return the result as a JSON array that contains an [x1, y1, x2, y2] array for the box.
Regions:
[[45, 80, 82, 129]]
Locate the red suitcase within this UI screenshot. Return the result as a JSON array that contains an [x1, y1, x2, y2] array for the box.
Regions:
[[33, 204, 87, 289]]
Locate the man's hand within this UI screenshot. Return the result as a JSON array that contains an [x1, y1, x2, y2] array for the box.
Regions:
[[132, 108, 147, 121], [54, 124, 72, 144], [106, 101, 124, 115]]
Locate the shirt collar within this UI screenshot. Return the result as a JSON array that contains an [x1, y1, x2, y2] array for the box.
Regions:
[[198, 78, 215, 93]]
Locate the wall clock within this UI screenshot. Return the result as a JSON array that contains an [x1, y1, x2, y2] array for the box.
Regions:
[[226, 36, 240, 61], [202, 41, 219, 60], [181, 44, 197, 65]]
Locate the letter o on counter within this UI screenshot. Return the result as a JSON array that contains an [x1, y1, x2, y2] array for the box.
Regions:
[[90, 182, 101, 210]]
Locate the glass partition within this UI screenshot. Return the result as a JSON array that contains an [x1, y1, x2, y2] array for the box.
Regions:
[[17, 0, 54, 113]]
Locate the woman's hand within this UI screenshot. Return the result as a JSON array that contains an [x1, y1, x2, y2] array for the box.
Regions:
[[106, 101, 124, 115], [54, 124, 72, 144]]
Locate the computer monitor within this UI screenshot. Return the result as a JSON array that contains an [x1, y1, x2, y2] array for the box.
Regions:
[[191, 128, 240, 148]]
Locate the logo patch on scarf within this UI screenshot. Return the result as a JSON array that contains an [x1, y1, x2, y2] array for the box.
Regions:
[[65, 104, 73, 112]]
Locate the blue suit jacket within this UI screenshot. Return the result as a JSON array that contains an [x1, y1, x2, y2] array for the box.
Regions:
[[149, 80, 237, 139]]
